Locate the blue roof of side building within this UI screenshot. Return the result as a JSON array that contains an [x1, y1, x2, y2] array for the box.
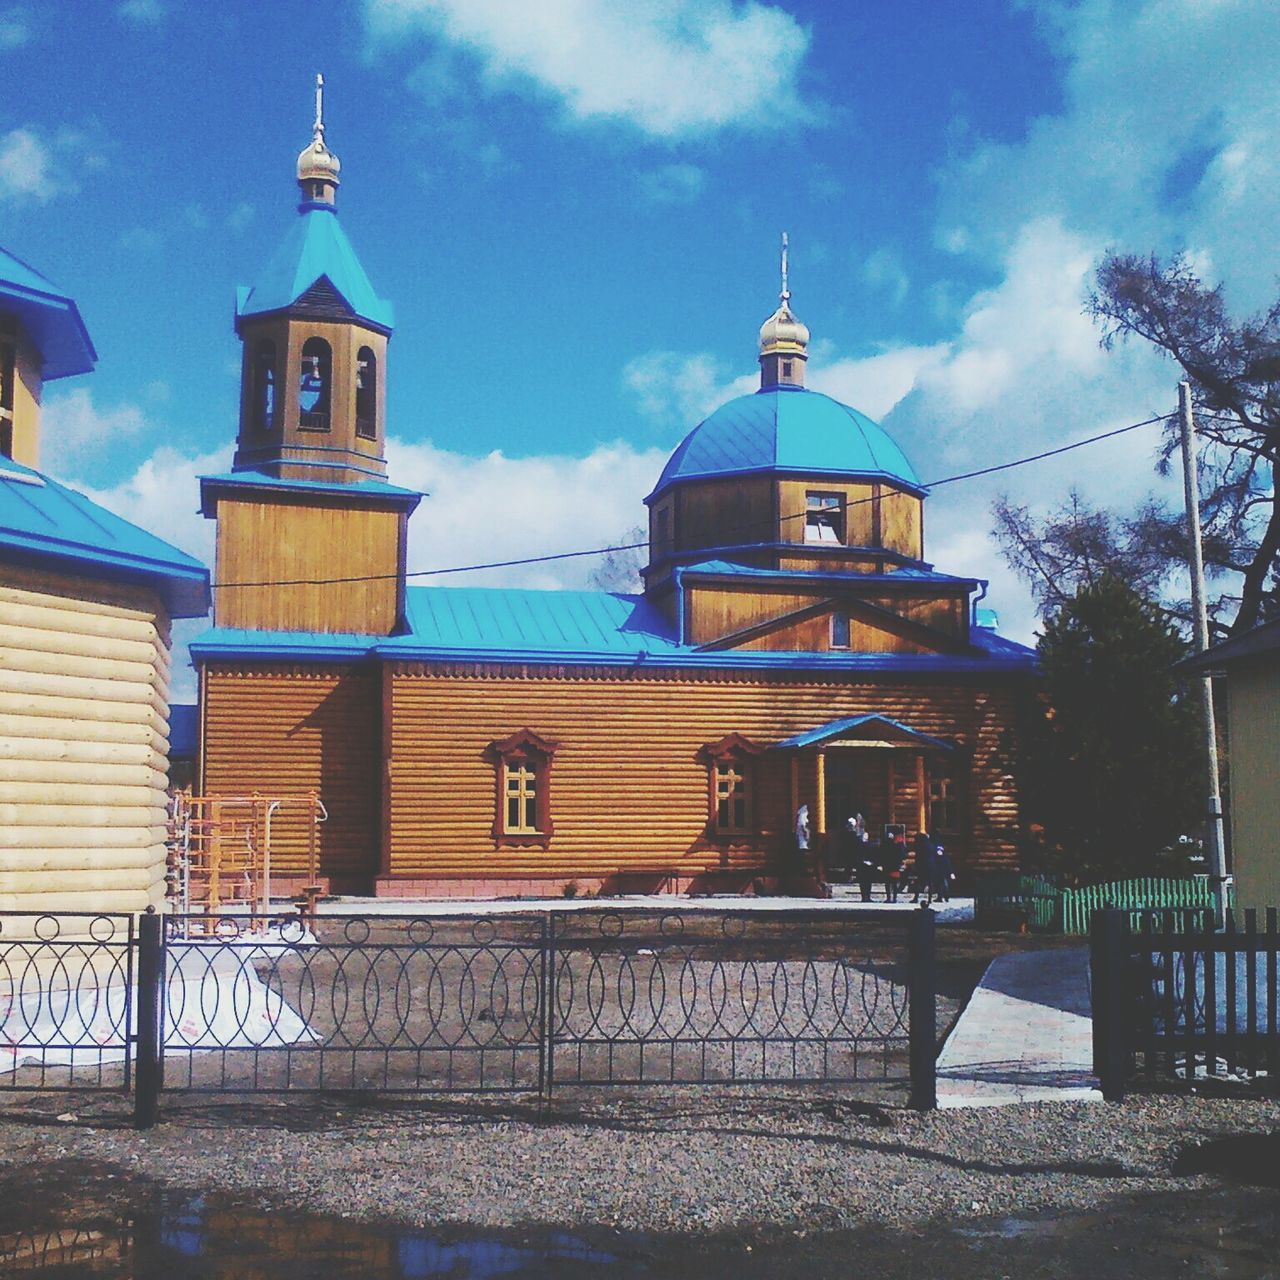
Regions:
[[0, 456, 210, 617], [191, 584, 1037, 674], [0, 246, 97, 379], [236, 205, 394, 331], [650, 386, 922, 501]]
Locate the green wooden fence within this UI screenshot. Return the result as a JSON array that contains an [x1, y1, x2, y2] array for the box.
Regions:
[[1059, 876, 1223, 934], [974, 874, 1225, 934]]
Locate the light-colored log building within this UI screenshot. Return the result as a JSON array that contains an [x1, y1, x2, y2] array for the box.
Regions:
[[193, 91, 1038, 897], [0, 246, 210, 915]]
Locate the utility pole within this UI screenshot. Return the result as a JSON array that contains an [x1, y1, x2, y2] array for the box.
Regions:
[[1178, 381, 1229, 926]]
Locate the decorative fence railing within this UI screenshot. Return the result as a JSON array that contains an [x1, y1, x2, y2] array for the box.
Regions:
[[1091, 906, 1280, 1100], [976, 875, 1226, 935], [1062, 877, 1223, 935], [1, 907, 939, 1126], [0, 913, 135, 1091]]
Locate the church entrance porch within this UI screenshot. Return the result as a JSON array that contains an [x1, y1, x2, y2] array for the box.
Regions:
[[774, 714, 958, 883]]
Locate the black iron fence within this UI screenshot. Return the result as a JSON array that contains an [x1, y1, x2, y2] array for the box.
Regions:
[[0, 913, 135, 1092], [1091, 906, 1280, 1100], [1, 906, 938, 1125]]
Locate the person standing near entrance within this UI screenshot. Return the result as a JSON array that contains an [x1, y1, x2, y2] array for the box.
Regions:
[[912, 829, 938, 904], [849, 814, 876, 901]]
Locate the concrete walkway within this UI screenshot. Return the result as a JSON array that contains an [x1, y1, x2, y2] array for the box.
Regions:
[[936, 946, 1104, 1108]]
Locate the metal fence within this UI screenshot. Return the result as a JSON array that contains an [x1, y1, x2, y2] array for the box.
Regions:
[[1, 906, 939, 1125], [1091, 906, 1280, 1099], [0, 913, 135, 1092]]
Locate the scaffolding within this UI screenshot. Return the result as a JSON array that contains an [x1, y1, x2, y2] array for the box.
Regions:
[[165, 792, 328, 929]]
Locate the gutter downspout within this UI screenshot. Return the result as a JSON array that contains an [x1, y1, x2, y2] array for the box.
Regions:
[[674, 565, 687, 646], [970, 578, 988, 630]]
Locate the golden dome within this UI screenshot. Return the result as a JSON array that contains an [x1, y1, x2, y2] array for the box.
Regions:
[[297, 134, 341, 186], [758, 302, 810, 356], [297, 74, 341, 196]]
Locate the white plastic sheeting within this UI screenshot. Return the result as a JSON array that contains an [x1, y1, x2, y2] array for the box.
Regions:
[[0, 934, 313, 1073]]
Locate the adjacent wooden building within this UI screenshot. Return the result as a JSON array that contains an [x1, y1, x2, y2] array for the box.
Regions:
[[194, 97, 1037, 897], [0, 246, 210, 915], [1185, 620, 1280, 910]]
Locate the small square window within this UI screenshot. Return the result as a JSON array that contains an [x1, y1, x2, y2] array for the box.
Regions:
[[831, 612, 851, 648], [805, 491, 844, 544], [782, 359, 793, 377]]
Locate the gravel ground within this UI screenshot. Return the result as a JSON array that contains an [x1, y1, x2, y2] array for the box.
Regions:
[[0, 1090, 1276, 1239]]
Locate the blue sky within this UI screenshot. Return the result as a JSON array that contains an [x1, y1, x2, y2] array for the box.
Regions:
[[4, 0, 1278, 687]]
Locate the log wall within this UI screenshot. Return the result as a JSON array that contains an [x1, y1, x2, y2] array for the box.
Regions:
[[382, 664, 1027, 886], [0, 563, 173, 914], [199, 663, 382, 888]]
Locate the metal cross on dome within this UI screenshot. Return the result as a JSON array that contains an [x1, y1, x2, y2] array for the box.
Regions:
[[313, 73, 325, 142], [780, 231, 790, 306]]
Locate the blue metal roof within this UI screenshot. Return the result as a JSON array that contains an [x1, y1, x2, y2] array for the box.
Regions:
[[236, 206, 394, 331], [650, 386, 921, 500], [773, 714, 956, 752], [681, 560, 975, 587], [0, 456, 210, 617], [198, 470, 423, 517], [191, 585, 1037, 674], [0, 245, 96, 379]]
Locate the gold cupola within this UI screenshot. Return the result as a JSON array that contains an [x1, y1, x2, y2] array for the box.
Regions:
[[759, 232, 809, 388], [297, 73, 341, 206]]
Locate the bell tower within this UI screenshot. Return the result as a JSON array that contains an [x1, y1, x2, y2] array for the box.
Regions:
[[201, 77, 420, 635], [230, 74, 393, 486]]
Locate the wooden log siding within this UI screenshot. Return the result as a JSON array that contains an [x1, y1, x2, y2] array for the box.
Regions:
[[200, 664, 382, 884], [0, 566, 174, 914], [384, 665, 1027, 884]]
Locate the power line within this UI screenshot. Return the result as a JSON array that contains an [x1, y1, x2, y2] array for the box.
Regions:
[[212, 411, 1172, 590]]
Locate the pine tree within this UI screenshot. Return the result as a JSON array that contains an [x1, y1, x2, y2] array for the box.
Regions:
[[1020, 574, 1204, 879]]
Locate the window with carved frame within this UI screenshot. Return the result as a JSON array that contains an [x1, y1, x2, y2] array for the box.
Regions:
[[701, 734, 764, 838], [487, 729, 557, 846]]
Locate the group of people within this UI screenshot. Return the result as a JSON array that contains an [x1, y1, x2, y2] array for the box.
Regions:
[[791, 805, 956, 902]]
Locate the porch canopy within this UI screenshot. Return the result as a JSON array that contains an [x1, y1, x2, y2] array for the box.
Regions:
[[772, 714, 955, 840], [773, 714, 954, 754]]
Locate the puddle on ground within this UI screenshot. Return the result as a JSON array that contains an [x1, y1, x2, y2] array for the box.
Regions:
[[0, 1193, 645, 1278], [3, 1156, 1280, 1279]]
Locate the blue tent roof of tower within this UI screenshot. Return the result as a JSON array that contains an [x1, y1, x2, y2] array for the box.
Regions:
[[236, 205, 394, 332]]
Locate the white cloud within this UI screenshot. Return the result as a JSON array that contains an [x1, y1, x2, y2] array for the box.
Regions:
[[637, 163, 705, 206], [0, 6, 31, 48], [40, 390, 151, 474], [0, 128, 65, 202], [117, 0, 166, 23], [622, 350, 753, 429], [860, 248, 909, 309], [938, 0, 1280, 310], [226, 201, 255, 232], [365, 0, 814, 138], [808, 344, 948, 421], [388, 436, 668, 589]]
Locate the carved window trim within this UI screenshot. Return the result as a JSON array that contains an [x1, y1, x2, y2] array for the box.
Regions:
[[700, 733, 764, 840], [487, 729, 558, 848]]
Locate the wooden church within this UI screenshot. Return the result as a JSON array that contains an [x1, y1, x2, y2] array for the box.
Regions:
[[193, 88, 1038, 897]]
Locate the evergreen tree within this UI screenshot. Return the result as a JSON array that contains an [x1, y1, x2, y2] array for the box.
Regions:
[[1020, 574, 1204, 879]]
